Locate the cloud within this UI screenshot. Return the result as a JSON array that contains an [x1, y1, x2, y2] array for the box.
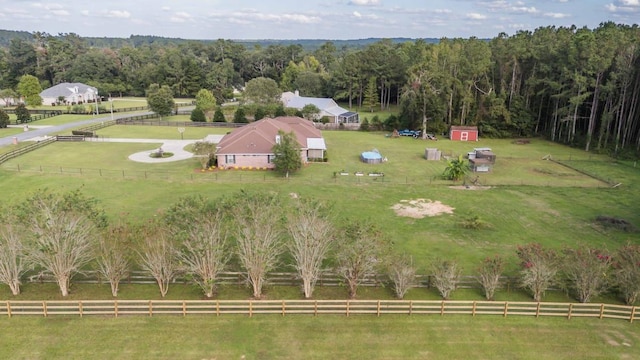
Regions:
[[353, 11, 362, 17], [170, 11, 193, 23], [348, 0, 381, 6], [106, 10, 131, 19], [466, 13, 488, 20], [606, 0, 640, 12], [544, 12, 570, 18]]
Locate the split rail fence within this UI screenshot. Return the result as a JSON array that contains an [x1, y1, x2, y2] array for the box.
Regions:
[[0, 300, 637, 323]]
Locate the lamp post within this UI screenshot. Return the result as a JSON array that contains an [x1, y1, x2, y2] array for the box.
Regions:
[[178, 127, 185, 140]]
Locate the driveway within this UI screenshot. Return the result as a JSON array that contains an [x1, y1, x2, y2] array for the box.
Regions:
[[85, 134, 224, 163]]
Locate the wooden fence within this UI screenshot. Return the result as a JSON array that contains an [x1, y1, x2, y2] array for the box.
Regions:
[[0, 299, 636, 322], [24, 270, 515, 291], [0, 137, 56, 165], [115, 119, 244, 128]]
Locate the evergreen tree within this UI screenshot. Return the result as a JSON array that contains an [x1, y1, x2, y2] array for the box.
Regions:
[[363, 77, 379, 112], [254, 107, 266, 121], [15, 103, 30, 124], [0, 108, 9, 128], [233, 107, 248, 123], [213, 108, 226, 123], [190, 108, 206, 122]]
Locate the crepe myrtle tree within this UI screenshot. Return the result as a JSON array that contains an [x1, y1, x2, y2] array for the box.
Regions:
[[335, 220, 389, 299], [165, 195, 230, 298], [18, 189, 106, 297], [562, 247, 612, 303], [613, 243, 640, 305], [430, 259, 462, 300], [476, 255, 505, 301], [230, 191, 285, 299], [287, 199, 335, 299], [516, 243, 560, 302], [387, 254, 417, 299], [0, 216, 28, 296], [136, 222, 179, 297], [95, 220, 133, 297]]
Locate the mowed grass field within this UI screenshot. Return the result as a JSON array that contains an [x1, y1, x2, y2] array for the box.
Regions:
[[1, 127, 638, 274], [0, 125, 639, 358], [1, 316, 638, 359]]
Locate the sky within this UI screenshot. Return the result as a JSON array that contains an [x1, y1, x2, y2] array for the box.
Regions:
[[0, 0, 638, 40]]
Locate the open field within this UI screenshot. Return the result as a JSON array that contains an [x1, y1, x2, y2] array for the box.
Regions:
[[1, 128, 638, 276], [0, 315, 637, 359]]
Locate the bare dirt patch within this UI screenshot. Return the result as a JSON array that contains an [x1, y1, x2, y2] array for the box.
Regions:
[[391, 199, 454, 218], [449, 185, 492, 190]]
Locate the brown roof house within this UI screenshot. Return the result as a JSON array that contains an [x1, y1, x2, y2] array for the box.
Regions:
[[216, 116, 327, 170]]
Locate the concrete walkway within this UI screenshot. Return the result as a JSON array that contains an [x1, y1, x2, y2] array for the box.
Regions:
[[85, 134, 224, 163]]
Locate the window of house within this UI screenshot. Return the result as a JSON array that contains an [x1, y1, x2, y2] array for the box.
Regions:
[[225, 155, 236, 164], [268, 155, 276, 163]]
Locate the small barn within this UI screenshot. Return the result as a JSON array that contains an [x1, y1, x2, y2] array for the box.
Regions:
[[450, 126, 479, 141]]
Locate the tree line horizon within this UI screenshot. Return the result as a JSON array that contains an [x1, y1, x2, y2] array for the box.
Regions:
[[1, 22, 639, 156]]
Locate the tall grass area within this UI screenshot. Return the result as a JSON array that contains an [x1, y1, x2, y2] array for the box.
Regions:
[[0, 316, 637, 359]]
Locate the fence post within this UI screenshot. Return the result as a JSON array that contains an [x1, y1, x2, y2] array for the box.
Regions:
[[314, 300, 318, 317], [183, 301, 186, 317], [216, 300, 220, 317], [282, 300, 285, 317], [6, 301, 11, 318], [249, 301, 253, 317], [377, 300, 380, 317], [43, 301, 47, 317], [115, 300, 118, 318], [504, 302, 508, 317], [17, 164, 20, 172], [148, 301, 152, 317], [630, 306, 636, 324], [79, 301, 83, 317], [599, 303, 604, 319], [568, 303, 573, 320], [346, 300, 350, 317], [409, 300, 413, 316], [472, 301, 477, 317], [440, 301, 445, 316], [536, 302, 541, 318]]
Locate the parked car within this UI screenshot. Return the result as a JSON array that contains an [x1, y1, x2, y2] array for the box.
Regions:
[[398, 129, 421, 137]]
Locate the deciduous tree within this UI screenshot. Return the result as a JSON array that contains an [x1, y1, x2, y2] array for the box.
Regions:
[[16, 74, 42, 106], [272, 130, 302, 178], [146, 83, 175, 119], [167, 196, 230, 298], [136, 223, 178, 297], [287, 199, 335, 298], [562, 247, 611, 303], [230, 192, 284, 299], [430, 259, 461, 300], [195, 89, 216, 120], [0, 108, 8, 128], [612, 244, 640, 305], [476, 255, 504, 300], [243, 77, 281, 104], [96, 221, 132, 297], [0, 216, 27, 296], [19, 189, 103, 297], [387, 254, 417, 299], [335, 221, 388, 299], [516, 243, 559, 302], [14, 103, 30, 124]]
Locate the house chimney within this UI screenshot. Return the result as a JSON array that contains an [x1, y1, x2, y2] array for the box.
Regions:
[[275, 135, 281, 144], [294, 90, 299, 96]]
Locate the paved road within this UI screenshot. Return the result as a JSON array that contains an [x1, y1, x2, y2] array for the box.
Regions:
[[1, 110, 224, 163], [0, 112, 152, 147]]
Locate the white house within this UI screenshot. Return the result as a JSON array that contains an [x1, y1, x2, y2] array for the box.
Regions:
[[40, 83, 99, 106], [281, 91, 359, 124]]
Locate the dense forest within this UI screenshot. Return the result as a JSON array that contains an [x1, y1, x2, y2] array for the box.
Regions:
[[1, 22, 639, 157]]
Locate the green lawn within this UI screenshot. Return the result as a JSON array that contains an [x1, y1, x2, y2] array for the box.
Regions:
[[1, 129, 637, 275], [0, 316, 637, 359]]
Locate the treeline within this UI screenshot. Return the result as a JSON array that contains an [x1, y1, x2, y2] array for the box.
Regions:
[[1, 23, 639, 156], [1, 190, 639, 305]]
